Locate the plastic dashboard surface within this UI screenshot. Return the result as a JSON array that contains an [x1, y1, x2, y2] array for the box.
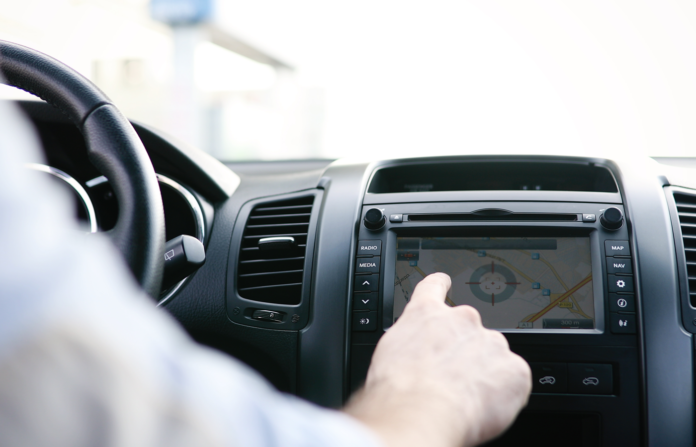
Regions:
[[17, 99, 696, 447]]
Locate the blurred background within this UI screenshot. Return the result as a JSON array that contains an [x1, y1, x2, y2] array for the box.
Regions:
[[2, 0, 696, 161]]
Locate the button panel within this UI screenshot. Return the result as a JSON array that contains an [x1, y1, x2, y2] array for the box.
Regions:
[[530, 362, 568, 394], [582, 214, 596, 222], [355, 237, 383, 333], [356, 257, 380, 273], [605, 240, 630, 257], [353, 311, 377, 331], [608, 274, 634, 293], [530, 363, 614, 395], [605, 237, 637, 336], [353, 292, 378, 310], [609, 293, 635, 312], [357, 240, 381, 257], [354, 274, 379, 292], [389, 214, 403, 223], [610, 313, 637, 334], [606, 258, 633, 274], [568, 363, 613, 395]]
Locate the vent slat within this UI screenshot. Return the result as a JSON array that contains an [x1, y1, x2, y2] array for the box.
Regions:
[[249, 213, 311, 220], [239, 270, 304, 278], [240, 256, 305, 264], [241, 244, 307, 252], [246, 223, 310, 229], [239, 283, 303, 292], [253, 204, 313, 213], [244, 233, 308, 240], [238, 196, 314, 306]]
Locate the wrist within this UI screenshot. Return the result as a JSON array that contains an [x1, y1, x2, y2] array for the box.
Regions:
[[344, 381, 470, 447]]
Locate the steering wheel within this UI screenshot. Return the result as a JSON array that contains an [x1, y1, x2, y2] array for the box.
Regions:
[[0, 40, 165, 297]]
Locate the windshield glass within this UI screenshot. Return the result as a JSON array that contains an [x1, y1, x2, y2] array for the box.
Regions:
[[2, 0, 695, 162]]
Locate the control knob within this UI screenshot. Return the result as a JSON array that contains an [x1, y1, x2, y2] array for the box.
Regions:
[[600, 207, 624, 230], [364, 208, 386, 230]]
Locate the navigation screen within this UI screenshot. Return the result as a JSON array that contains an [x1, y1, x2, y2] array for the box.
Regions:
[[393, 237, 595, 330]]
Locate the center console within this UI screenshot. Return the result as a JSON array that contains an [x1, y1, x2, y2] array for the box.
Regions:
[[347, 160, 642, 447]]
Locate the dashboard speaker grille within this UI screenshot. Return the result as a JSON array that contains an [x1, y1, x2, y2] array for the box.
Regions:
[[237, 196, 314, 305], [674, 192, 696, 306]]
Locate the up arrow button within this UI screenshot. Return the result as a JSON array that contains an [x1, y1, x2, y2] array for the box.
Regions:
[[354, 274, 379, 292]]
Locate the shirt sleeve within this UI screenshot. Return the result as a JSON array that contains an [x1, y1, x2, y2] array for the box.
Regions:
[[0, 99, 383, 447]]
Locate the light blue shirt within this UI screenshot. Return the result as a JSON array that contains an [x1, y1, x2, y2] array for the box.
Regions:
[[0, 100, 381, 447]]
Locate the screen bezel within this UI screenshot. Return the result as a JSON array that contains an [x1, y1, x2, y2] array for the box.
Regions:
[[382, 226, 605, 334]]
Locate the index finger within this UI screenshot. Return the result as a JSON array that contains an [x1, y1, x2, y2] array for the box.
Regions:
[[409, 273, 452, 305]]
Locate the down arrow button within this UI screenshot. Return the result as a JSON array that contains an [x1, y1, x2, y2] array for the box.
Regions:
[[353, 292, 378, 310]]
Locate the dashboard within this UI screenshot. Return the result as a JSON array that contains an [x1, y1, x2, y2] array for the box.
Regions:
[[14, 98, 696, 447]]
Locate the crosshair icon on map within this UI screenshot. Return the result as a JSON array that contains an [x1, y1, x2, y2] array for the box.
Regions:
[[466, 261, 520, 306]]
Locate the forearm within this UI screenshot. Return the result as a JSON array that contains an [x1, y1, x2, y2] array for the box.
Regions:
[[345, 381, 467, 447]]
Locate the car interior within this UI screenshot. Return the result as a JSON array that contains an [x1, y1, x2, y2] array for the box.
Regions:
[[3, 27, 696, 447]]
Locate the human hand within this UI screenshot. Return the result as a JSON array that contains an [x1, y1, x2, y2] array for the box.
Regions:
[[345, 273, 531, 447]]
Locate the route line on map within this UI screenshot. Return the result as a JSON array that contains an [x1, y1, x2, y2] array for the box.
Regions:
[[523, 274, 593, 323], [395, 273, 411, 305], [516, 249, 591, 319], [481, 253, 535, 284]]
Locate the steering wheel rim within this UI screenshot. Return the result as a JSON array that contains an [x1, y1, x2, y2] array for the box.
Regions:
[[0, 40, 165, 297]]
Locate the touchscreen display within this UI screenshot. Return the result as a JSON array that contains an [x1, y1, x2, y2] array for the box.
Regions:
[[393, 237, 594, 330]]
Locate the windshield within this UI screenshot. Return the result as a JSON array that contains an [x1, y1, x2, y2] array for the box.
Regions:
[[2, 0, 695, 162]]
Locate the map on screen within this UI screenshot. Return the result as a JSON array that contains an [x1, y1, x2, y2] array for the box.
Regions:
[[393, 237, 595, 330]]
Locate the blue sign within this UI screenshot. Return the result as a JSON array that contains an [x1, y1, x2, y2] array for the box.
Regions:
[[150, 0, 213, 25]]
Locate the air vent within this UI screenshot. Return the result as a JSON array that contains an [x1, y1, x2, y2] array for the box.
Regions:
[[237, 196, 314, 305], [674, 192, 696, 306]]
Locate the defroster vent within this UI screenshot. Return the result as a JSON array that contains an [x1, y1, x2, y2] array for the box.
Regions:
[[674, 191, 696, 306], [237, 196, 314, 305]]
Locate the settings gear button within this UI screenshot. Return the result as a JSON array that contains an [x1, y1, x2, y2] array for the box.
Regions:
[[608, 274, 634, 293]]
